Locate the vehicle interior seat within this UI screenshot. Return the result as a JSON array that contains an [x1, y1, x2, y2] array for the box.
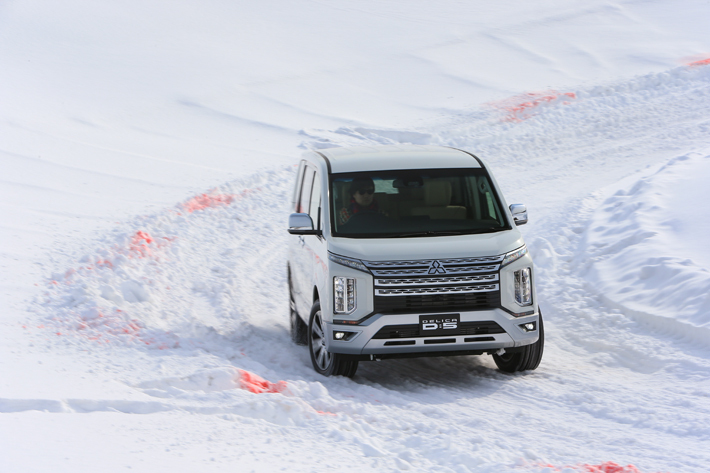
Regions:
[[374, 192, 398, 219], [410, 180, 466, 219]]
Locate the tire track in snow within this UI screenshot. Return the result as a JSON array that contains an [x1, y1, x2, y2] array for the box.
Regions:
[[26, 63, 710, 472], [293, 64, 710, 471]]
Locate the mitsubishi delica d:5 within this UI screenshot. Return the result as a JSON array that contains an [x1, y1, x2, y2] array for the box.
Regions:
[[287, 145, 543, 378]]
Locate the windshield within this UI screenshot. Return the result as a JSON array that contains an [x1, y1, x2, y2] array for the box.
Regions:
[[330, 168, 509, 238]]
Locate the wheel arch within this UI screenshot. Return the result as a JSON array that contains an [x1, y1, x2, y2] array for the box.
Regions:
[[312, 286, 320, 304]]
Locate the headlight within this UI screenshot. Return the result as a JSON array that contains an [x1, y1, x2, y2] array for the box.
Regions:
[[334, 277, 356, 314], [514, 267, 532, 306], [501, 245, 527, 267]]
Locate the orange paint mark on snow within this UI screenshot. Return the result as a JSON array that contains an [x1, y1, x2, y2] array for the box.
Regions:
[[489, 90, 576, 122], [135, 230, 153, 244], [688, 57, 710, 67], [60, 306, 161, 348], [122, 321, 142, 335], [235, 370, 334, 415], [582, 463, 642, 473], [540, 462, 645, 473], [183, 193, 235, 213], [127, 231, 172, 259], [181, 188, 258, 214], [96, 259, 113, 269], [237, 369, 288, 394], [129, 231, 154, 257]]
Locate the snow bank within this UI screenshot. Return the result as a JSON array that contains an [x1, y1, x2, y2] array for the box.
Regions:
[[20, 61, 710, 473], [5, 1, 710, 470], [34, 168, 294, 351], [577, 152, 710, 342]]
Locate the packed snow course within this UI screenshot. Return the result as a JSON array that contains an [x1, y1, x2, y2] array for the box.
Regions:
[[3, 1, 710, 472], [5, 62, 707, 473]]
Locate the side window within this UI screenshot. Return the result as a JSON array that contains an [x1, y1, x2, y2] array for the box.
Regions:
[[308, 172, 321, 229], [298, 166, 315, 214], [292, 162, 306, 212]]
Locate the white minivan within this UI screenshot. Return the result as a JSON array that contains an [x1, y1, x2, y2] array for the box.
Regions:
[[287, 145, 543, 377]]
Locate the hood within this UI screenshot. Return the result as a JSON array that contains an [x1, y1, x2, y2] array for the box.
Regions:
[[328, 229, 525, 262]]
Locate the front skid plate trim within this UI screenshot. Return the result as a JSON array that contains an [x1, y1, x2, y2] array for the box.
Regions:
[[340, 349, 492, 362]]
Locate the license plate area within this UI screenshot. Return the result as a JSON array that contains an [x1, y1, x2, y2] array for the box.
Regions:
[[419, 314, 460, 336]]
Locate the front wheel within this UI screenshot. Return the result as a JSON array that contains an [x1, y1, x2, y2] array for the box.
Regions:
[[308, 301, 358, 378], [493, 309, 545, 373]]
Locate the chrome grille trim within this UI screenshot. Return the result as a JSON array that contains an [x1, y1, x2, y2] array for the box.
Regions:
[[375, 284, 499, 296], [370, 264, 499, 277], [375, 274, 498, 287], [363, 255, 504, 268], [371, 268, 430, 276], [366, 255, 502, 311]]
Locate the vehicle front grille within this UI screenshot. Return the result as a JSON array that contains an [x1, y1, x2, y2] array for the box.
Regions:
[[373, 291, 501, 313], [364, 256, 503, 314], [372, 321, 505, 339]]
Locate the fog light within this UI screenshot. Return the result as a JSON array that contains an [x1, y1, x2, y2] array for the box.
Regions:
[[519, 322, 537, 332], [514, 267, 532, 306], [332, 330, 357, 341]]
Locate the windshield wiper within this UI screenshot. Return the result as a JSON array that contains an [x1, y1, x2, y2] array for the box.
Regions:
[[337, 227, 502, 238], [385, 230, 466, 238], [381, 228, 500, 238]]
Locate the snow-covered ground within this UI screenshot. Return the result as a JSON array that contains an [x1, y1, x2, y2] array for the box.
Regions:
[[2, 1, 710, 472]]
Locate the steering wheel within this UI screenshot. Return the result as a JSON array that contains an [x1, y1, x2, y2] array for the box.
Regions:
[[341, 211, 390, 231]]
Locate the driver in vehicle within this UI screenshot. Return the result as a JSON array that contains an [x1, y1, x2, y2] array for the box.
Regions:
[[338, 177, 385, 225]]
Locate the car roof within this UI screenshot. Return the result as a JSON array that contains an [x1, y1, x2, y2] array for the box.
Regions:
[[311, 145, 482, 173]]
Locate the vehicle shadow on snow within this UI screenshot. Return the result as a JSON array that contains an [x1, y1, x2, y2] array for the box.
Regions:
[[226, 324, 528, 402], [350, 354, 515, 396]]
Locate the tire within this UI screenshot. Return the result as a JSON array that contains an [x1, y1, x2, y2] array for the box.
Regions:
[[308, 301, 358, 378], [288, 268, 307, 346], [493, 309, 545, 373]]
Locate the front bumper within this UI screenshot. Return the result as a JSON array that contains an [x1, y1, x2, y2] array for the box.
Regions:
[[325, 308, 539, 356]]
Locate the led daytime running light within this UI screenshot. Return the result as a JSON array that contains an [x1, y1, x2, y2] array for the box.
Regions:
[[328, 252, 369, 273], [501, 245, 528, 267]]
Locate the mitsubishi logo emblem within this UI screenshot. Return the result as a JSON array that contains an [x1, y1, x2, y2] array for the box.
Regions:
[[428, 260, 446, 274]]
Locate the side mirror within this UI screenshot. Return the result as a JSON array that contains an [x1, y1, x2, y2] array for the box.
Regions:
[[288, 213, 322, 235], [509, 204, 528, 226]]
